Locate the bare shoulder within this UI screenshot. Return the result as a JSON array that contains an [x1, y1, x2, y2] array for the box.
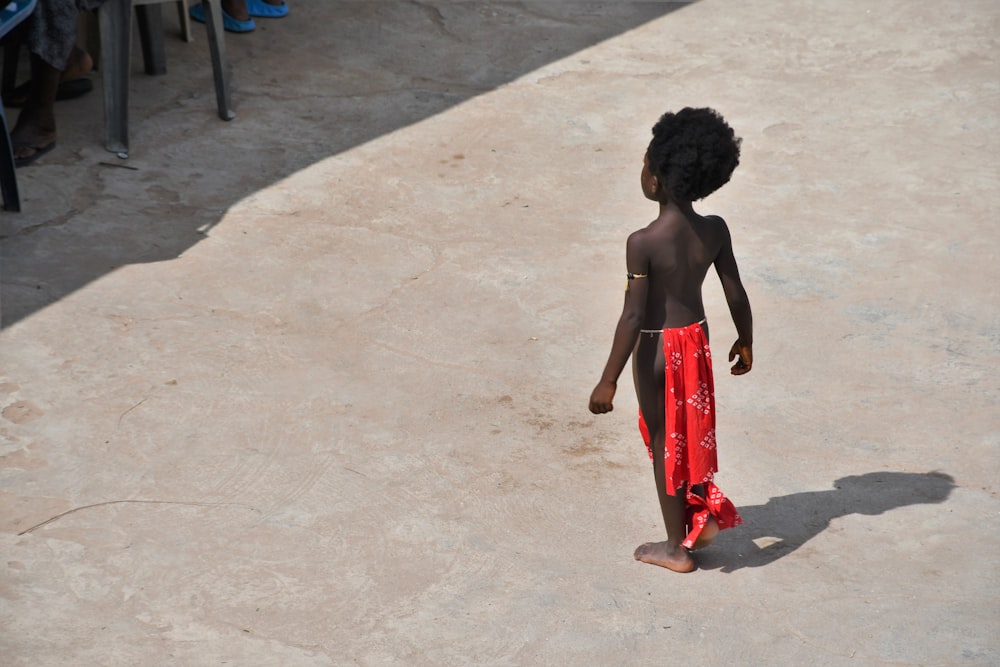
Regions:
[[625, 226, 657, 272], [702, 213, 730, 230], [626, 225, 655, 250], [700, 213, 733, 242]]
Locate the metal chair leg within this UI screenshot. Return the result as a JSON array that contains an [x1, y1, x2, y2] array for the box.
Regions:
[[202, 0, 235, 121], [177, 0, 192, 42], [0, 103, 21, 212], [136, 3, 167, 75], [99, 0, 134, 154]]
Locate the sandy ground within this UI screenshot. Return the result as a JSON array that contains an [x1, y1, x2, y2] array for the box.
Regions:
[[1, 1, 998, 664]]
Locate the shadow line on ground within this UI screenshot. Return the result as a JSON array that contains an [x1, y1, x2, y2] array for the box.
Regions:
[[0, 2, 696, 327]]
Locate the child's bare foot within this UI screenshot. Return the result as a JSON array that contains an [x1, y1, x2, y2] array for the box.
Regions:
[[691, 516, 719, 550], [633, 541, 695, 572]]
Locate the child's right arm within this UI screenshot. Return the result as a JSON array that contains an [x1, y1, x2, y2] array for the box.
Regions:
[[589, 231, 650, 413], [713, 221, 753, 375]]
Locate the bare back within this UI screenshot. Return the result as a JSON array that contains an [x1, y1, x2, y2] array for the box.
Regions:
[[629, 211, 729, 329]]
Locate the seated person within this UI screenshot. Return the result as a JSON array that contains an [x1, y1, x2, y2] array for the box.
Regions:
[[7, 0, 104, 167]]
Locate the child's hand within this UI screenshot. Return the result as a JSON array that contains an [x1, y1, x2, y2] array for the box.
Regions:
[[728, 340, 753, 375], [589, 380, 617, 414]]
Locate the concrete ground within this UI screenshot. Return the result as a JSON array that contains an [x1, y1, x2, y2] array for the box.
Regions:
[[2, 1, 998, 664]]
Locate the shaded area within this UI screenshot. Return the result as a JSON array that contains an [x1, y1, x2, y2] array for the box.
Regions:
[[696, 471, 957, 572], [0, 1, 694, 327]]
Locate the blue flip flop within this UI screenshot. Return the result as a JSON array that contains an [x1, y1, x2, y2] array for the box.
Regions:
[[246, 0, 288, 18], [189, 2, 256, 33]]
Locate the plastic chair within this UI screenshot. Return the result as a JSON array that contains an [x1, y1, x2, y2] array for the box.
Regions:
[[0, 0, 36, 212], [99, 0, 234, 155]]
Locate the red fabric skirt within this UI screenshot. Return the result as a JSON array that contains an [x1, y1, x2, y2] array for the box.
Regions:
[[638, 321, 742, 548]]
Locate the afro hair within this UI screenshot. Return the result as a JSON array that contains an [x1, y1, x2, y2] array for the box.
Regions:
[[646, 107, 741, 202]]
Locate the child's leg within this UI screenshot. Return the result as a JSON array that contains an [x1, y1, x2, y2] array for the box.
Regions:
[[690, 515, 719, 550], [687, 483, 719, 550], [631, 336, 695, 573]]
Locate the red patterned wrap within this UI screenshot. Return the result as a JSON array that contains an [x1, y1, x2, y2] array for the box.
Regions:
[[638, 321, 742, 548]]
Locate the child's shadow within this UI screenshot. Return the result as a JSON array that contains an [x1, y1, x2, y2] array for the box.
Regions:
[[696, 471, 955, 573]]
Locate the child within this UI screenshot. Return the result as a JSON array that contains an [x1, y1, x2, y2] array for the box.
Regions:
[[589, 107, 753, 573]]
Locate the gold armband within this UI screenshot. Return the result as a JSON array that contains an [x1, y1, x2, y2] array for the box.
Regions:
[[625, 272, 647, 291]]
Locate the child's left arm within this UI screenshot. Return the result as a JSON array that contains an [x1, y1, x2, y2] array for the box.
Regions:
[[589, 232, 649, 414], [713, 221, 753, 375]]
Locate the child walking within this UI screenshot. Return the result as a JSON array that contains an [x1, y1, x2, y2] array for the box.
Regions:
[[589, 107, 753, 573]]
